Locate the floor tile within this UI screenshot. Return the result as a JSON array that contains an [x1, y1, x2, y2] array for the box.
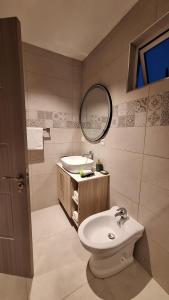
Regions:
[[33, 226, 90, 276], [31, 205, 71, 243], [27, 263, 92, 300], [0, 273, 27, 300], [63, 277, 113, 300]]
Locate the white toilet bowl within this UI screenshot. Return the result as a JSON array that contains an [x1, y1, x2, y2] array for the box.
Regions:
[[78, 206, 144, 278]]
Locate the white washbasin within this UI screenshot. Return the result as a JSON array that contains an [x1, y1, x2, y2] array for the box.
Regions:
[[60, 156, 94, 173]]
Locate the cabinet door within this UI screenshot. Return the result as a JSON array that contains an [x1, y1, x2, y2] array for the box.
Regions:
[[57, 167, 71, 217]]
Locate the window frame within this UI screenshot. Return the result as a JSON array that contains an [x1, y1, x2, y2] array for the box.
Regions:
[[127, 12, 169, 91], [139, 30, 169, 85]]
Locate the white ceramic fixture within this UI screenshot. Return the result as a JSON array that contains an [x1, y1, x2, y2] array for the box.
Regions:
[[60, 156, 94, 173], [78, 206, 144, 278]]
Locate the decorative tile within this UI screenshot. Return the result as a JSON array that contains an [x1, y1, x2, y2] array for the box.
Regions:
[[45, 119, 53, 128], [113, 105, 118, 118], [135, 112, 147, 127], [135, 97, 148, 113], [160, 110, 169, 126], [66, 121, 74, 128], [148, 95, 162, 111], [126, 115, 135, 127], [102, 116, 107, 123], [73, 121, 80, 128], [127, 101, 136, 116], [147, 111, 161, 126], [111, 117, 118, 128], [26, 119, 45, 128], [37, 111, 52, 120], [53, 120, 67, 128], [53, 112, 72, 122], [118, 116, 126, 127], [29, 110, 38, 119], [162, 91, 169, 110], [118, 103, 127, 117]]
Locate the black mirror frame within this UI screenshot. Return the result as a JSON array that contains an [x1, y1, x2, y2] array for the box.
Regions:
[[80, 84, 113, 143]]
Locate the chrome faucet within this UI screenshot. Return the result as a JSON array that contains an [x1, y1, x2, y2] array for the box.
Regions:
[[115, 207, 128, 225], [82, 151, 93, 160]]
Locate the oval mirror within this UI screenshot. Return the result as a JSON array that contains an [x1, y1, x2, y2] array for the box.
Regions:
[[80, 84, 112, 143]]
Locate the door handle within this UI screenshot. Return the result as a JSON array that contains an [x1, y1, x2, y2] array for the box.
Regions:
[[1, 174, 25, 192]]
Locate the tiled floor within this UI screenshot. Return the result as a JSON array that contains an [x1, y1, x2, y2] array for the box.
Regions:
[[0, 204, 169, 300]]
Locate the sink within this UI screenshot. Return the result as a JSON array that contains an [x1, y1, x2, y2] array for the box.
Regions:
[[60, 156, 94, 173]]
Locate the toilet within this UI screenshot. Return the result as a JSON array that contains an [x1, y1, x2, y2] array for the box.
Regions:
[[78, 206, 144, 278]]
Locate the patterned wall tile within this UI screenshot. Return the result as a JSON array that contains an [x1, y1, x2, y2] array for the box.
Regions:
[[148, 94, 162, 111], [113, 105, 118, 118], [37, 110, 53, 120], [118, 103, 127, 117], [26, 119, 45, 127], [126, 115, 135, 127], [118, 116, 126, 127], [53, 120, 67, 128], [26, 92, 169, 129], [45, 119, 53, 128], [127, 101, 136, 116], [135, 97, 148, 113], [161, 91, 169, 126], [147, 111, 161, 126], [112, 117, 118, 128], [28, 110, 38, 119], [135, 112, 147, 127], [161, 110, 169, 126], [147, 94, 162, 126]]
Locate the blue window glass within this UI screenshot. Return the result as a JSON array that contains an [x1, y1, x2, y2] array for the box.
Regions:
[[144, 37, 169, 84], [136, 59, 144, 88]]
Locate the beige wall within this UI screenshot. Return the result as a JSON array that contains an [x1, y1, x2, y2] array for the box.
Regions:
[[81, 0, 169, 294], [23, 43, 82, 211]]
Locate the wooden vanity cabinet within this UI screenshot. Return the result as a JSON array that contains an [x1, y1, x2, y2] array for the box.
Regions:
[[57, 164, 109, 227], [57, 166, 72, 217]]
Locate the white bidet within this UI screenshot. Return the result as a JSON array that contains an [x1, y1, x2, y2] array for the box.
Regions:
[[78, 206, 144, 278]]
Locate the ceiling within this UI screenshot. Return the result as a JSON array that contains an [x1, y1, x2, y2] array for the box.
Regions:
[[0, 0, 138, 60]]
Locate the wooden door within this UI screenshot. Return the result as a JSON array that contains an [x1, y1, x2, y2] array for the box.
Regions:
[[57, 166, 71, 217], [0, 18, 33, 277]]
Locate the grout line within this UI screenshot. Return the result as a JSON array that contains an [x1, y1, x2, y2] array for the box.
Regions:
[[137, 87, 150, 220]]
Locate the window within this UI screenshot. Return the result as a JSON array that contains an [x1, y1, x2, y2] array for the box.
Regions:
[[127, 13, 169, 91]]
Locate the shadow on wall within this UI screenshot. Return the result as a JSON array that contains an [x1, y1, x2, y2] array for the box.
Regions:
[[134, 232, 152, 276], [86, 260, 151, 299]]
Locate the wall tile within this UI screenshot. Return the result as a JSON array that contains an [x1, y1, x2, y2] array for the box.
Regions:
[[135, 236, 169, 294], [140, 181, 169, 215], [110, 187, 138, 219], [44, 142, 72, 160], [108, 149, 143, 203], [138, 203, 169, 253], [142, 155, 169, 190], [144, 126, 169, 158], [24, 43, 81, 211], [106, 127, 145, 153], [31, 173, 58, 211]]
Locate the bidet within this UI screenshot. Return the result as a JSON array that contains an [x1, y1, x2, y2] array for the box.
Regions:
[[78, 206, 144, 278]]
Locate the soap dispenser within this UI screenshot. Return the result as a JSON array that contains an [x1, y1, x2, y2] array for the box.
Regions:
[[96, 159, 103, 172]]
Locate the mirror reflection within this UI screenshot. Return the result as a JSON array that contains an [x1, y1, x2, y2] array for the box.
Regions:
[[80, 84, 112, 142]]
